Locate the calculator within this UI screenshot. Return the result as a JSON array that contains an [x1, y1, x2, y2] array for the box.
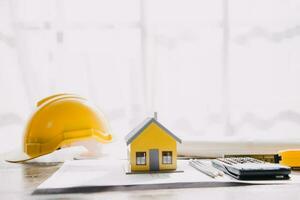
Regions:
[[212, 157, 291, 180]]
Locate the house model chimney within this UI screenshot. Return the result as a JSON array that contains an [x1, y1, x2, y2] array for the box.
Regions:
[[154, 112, 158, 120]]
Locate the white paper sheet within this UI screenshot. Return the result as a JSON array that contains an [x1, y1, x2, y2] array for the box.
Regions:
[[36, 159, 300, 193]]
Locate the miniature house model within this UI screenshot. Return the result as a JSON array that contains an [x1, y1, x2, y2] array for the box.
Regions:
[[125, 114, 182, 172]]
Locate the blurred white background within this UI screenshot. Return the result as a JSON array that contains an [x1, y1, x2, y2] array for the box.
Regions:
[[1, 0, 300, 154]]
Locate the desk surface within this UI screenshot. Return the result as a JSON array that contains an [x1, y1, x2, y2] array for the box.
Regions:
[[1, 160, 300, 200]]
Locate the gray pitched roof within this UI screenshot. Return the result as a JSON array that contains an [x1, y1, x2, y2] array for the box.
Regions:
[[125, 117, 182, 145]]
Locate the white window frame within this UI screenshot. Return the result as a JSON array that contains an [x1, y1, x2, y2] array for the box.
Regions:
[[162, 151, 172, 164], [136, 152, 146, 165]]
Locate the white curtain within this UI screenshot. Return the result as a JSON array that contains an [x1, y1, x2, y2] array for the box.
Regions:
[[0, 0, 300, 154]]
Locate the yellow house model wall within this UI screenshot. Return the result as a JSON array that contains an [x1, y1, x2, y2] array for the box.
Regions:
[[129, 122, 177, 171]]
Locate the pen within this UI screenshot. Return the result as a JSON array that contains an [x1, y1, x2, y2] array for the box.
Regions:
[[189, 160, 219, 178], [194, 160, 224, 176]]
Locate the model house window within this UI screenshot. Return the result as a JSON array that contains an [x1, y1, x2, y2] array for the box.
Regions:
[[162, 151, 172, 164], [136, 152, 146, 165]]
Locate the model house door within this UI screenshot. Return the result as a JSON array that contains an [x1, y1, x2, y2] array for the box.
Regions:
[[149, 149, 159, 171]]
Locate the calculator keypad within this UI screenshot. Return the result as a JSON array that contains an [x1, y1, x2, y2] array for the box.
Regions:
[[216, 157, 265, 165]]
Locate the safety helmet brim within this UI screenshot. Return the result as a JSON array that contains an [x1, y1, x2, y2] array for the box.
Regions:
[[5, 150, 37, 163], [5, 129, 113, 163], [5, 145, 90, 163]]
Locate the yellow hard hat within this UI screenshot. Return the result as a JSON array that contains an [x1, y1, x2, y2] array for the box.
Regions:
[[6, 93, 112, 163]]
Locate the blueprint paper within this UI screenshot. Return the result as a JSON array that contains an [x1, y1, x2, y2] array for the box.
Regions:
[[36, 159, 300, 193]]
